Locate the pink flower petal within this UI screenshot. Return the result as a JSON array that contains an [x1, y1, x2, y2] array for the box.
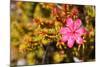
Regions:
[[60, 27, 71, 35], [76, 27, 86, 36], [76, 36, 83, 45], [61, 35, 69, 42], [74, 32, 83, 44], [67, 36, 75, 48], [74, 19, 82, 30], [66, 18, 74, 30]]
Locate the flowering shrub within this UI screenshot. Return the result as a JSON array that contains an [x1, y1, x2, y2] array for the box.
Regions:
[[11, 1, 95, 66]]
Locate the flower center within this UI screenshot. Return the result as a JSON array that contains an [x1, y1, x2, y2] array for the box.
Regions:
[[72, 30, 75, 34]]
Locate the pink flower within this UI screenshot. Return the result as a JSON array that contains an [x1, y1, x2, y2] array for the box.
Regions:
[[60, 18, 86, 48]]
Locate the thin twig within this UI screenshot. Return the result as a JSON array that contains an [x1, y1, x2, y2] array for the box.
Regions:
[[42, 45, 49, 64]]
